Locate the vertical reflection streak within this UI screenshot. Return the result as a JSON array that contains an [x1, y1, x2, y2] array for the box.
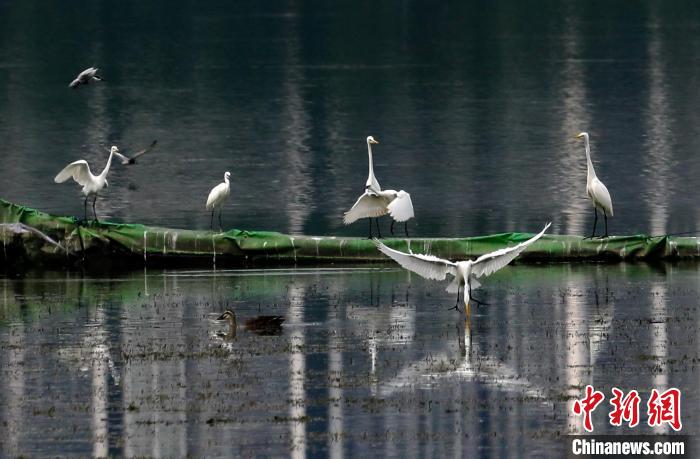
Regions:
[[328, 331, 344, 459], [287, 285, 307, 457], [565, 278, 588, 434], [644, 15, 673, 235], [557, 9, 590, 235], [650, 281, 668, 434], [281, 16, 313, 235], [91, 307, 109, 458]]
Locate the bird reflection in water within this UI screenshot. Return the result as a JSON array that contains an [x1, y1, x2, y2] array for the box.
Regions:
[[216, 309, 285, 340]]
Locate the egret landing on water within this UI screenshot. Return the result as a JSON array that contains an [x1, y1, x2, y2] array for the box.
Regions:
[[54, 146, 118, 222], [374, 223, 551, 324], [343, 136, 415, 238], [206, 171, 231, 232], [68, 67, 104, 89], [577, 132, 614, 238]]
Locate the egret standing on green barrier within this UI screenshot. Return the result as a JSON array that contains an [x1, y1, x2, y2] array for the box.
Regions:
[[374, 222, 551, 323], [343, 136, 415, 237], [206, 171, 231, 232], [577, 132, 614, 238], [54, 146, 119, 222]]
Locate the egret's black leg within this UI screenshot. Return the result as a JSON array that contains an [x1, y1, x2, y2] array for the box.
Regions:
[[469, 284, 489, 306], [210, 210, 214, 231], [448, 285, 461, 311], [405, 221, 409, 237], [390, 220, 395, 236], [367, 218, 373, 239], [92, 195, 98, 223], [219, 209, 223, 232], [585, 208, 598, 239], [83, 196, 88, 222], [603, 210, 608, 238], [376, 218, 382, 239]]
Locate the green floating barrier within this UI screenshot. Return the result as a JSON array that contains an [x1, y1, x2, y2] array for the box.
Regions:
[[1, 198, 699, 268]]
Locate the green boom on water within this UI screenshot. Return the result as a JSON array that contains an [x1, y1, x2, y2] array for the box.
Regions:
[[1, 199, 698, 268]]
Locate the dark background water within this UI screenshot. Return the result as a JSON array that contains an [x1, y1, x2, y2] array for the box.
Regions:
[[2, 0, 700, 238]]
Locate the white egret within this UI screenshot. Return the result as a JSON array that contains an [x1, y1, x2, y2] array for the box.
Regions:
[[374, 222, 551, 322], [206, 171, 231, 232], [113, 140, 157, 165], [344, 136, 415, 237], [69, 67, 104, 89], [344, 188, 415, 237], [54, 146, 119, 222], [576, 132, 614, 238]]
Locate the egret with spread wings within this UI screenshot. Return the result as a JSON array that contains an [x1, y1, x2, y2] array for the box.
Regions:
[[113, 140, 157, 165], [374, 222, 551, 321], [343, 136, 415, 237], [54, 146, 119, 222]]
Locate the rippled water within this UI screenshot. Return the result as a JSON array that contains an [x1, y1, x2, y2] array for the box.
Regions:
[[0, 265, 697, 457], [2, 2, 700, 236]]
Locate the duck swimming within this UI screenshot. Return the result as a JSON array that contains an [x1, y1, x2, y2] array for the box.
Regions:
[[216, 309, 285, 340]]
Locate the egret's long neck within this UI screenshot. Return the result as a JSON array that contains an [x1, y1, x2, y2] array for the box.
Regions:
[[366, 142, 380, 191], [100, 149, 115, 179], [584, 137, 596, 181]]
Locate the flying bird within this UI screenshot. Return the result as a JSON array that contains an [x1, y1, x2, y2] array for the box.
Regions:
[[206, 171, 231, 232], [576, 132, 613, 238], [374, 223, 551, 322], [344, 136, 415, 237], [69, 67, 104, 89], [54, 146, 119, 222], [113, 140, 158, 165]]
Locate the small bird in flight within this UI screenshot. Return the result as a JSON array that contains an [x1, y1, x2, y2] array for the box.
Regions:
[[113, 140, 158, 165], [69, 67, 105, 89]]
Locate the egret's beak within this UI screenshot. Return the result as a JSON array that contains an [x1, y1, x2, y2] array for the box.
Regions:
[[371, 139, 379, 144], [575, 134, 583, 139]]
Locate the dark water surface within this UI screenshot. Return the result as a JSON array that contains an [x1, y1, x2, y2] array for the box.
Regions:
[[0, 265, 698, 457], [2, 2, 700, 236]]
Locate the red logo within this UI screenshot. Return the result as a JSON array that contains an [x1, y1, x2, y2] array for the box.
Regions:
[[572, 385, 605, 432], [571, 386, 682, 432], [647, 388, 682, 431], [608, 387, 641, 428]]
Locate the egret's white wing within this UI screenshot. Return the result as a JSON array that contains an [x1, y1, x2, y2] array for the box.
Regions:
[[206, 182, 229, 209], [69, 67, 97, 88], [113, 151, 130, 165], [343, 191, 389, 225], [471, 223, 551, 279], [387, 190, 414, 222], [591, 177, 614, 216], [80, 67, 98, 78], [54, 160, 93, 185], [374, 240, 457, 281]]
